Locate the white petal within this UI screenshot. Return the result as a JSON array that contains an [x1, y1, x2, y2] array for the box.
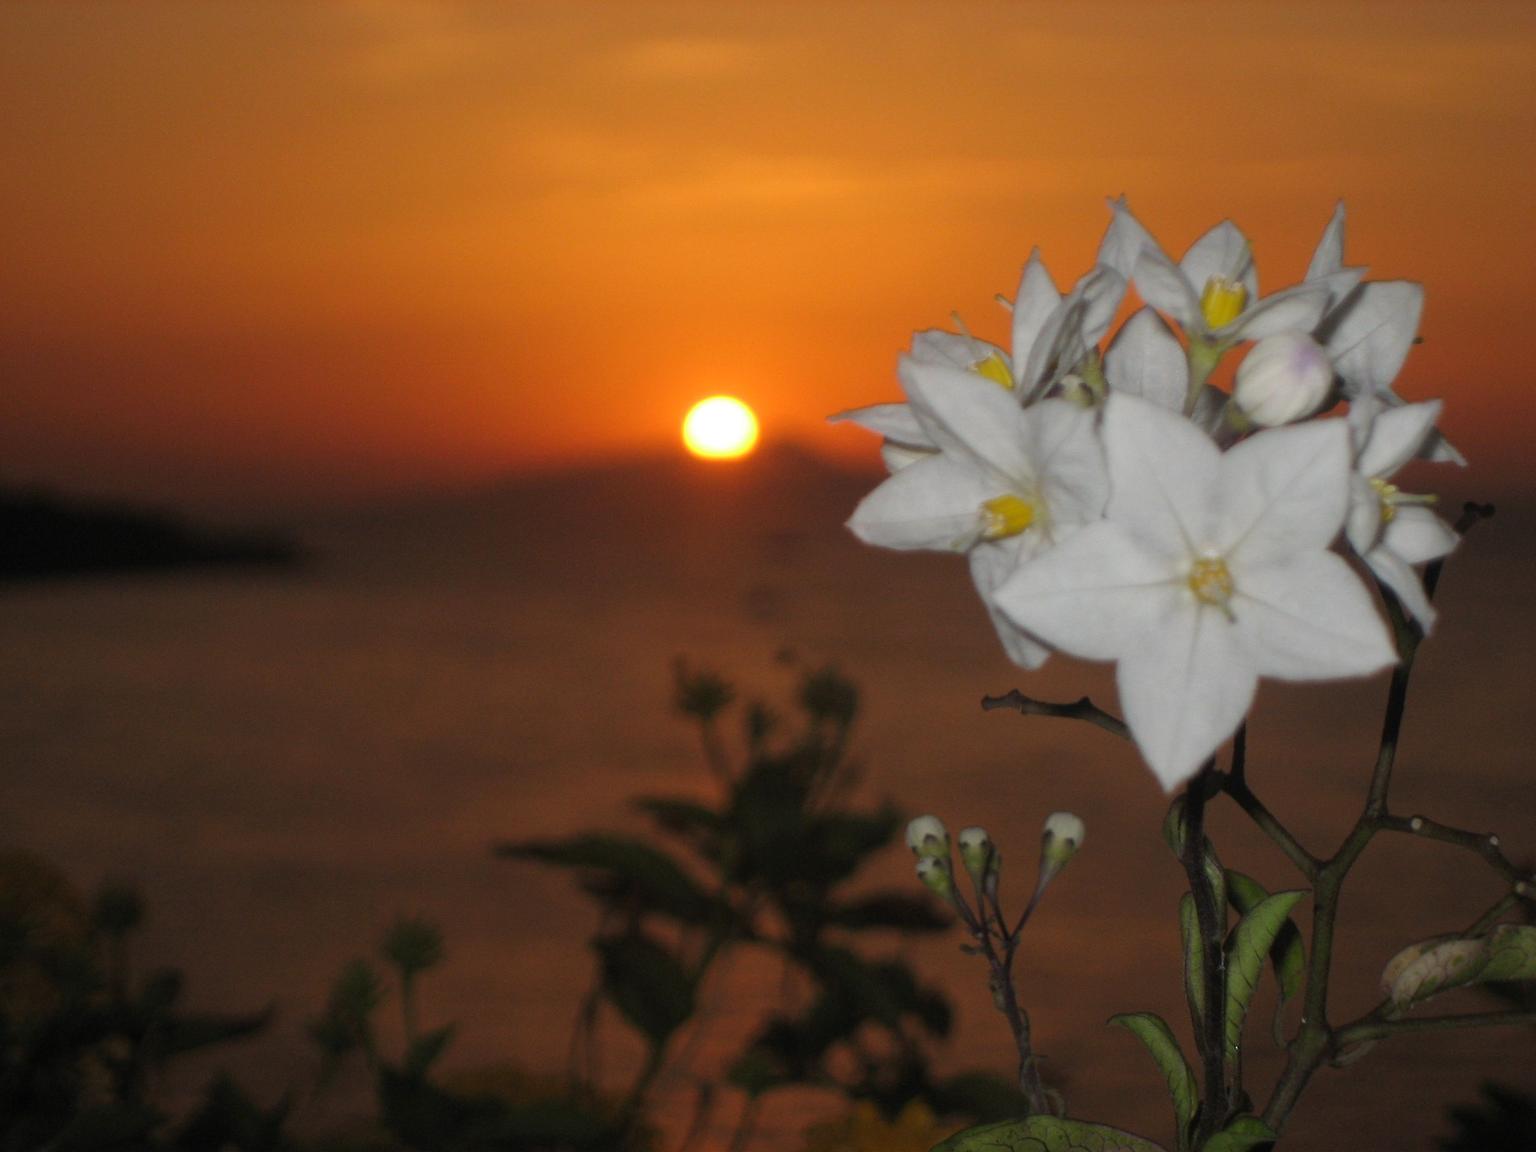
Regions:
[[1103, 394, 1221, 559], [1020, 297, 1088, 397], [1181, 220, 1257, 300], [1214, 419, 1352, 564], [1218, 283, 1330, 342], [1366, 546, 1437, 632], [1357, 400, 1442, 479], [1383, 505, 1459, 564], [1231, 551, 1398, 679], [1011, 247, 1061, 372], [1024, 399, 1109, 528], [1310, 267, 1368, 315], [971, 540, 1052, 669], [1075, 265, 1128, 347], [1321, 281, 1423, 396], [1105, 307, 1188, 412], [1096, 195, 1164, 279], [994, 523, 1180, 661], [1133, 246, 1201, 329], [1306, 201, 1346, 281], [898, 358, 1035, 483], [910, 329, 1000, 370], [829, 402, 935, 448], [847, 453, 996, 550], [1346, 474, 1383, 554], [881, 441, 931, 473], [1118, 607, 1257, 791]]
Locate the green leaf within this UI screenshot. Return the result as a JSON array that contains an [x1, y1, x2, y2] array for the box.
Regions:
[[1226, 870, 1305, 1045], [1381, 935, 1491, 1007], [1180, 894, 1205, 1038], [594, 933, 694, 1045], [1202, 1114, 1277, 1152], [497, 834, 722, 926], [1478, 925, 1536, 982], [1109, 1013, 1197, 1144], [932, 1115, 1168, 1152], [1224, 890, 1307, 1058]]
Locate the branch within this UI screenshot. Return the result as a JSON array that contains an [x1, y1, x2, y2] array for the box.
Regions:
[[981, 691, 1129, 740], [1335, 1009, 1536, 1048], [1377, 813, 1530, 885]]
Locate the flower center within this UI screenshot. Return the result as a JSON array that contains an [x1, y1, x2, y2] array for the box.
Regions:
[[1187, 555, 1235, 609], [1199, 276, 1248, 330], [973, 351, 1014, 391], [980, 493, 1037, 540], [1369, 477, 1437, 525]]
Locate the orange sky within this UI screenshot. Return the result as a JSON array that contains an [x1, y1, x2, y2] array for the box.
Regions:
[[2, 1, 1534, 513]]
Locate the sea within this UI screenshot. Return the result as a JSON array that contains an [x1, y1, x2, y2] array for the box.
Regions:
[[2, 446, 1533, 1151]]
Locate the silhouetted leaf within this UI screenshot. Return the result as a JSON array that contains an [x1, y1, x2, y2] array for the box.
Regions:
[[824, 892, 950, 934], [174, 1072, 291, 1152], [595, 934, 694, 1045], [406, 1025, 457, 1077], [497, 834, 720, 926], [1440, 1081, 1536, 1151], [928, 1072, 1034, 1123], [156, 1008, 272, 1060]]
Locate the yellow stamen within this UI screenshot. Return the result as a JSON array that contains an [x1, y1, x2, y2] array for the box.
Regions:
[[1370, 477, 1438, 524], [981, 494, 1036, 540], [1188, 555, 1235, 611], [974, 352, 1015, 391], [1199, 276, 1248, 330]]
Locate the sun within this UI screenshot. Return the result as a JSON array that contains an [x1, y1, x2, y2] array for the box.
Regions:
[[682, 395, 760, 460]]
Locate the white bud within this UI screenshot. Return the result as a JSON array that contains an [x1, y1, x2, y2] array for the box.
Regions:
[[915, 855, 953, 897], [957, 826, 993, 881], [906, 815, 950, 858], [1233, 332, 1334, 426], [1040, 812, 1085, 874]]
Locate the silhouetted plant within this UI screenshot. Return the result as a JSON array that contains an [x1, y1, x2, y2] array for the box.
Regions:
[[0, 854, 272, 1152], [499, 661, 1028, 1152]]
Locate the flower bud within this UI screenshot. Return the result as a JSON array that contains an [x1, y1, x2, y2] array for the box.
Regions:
[[1039, 812, 1085, 879], [906, 815, 950, 859], [957, 826, 993, 882], [915, 855, 953, 898], [1233, 331, 1334, 427]]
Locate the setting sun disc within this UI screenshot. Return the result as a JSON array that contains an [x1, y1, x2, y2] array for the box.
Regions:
[[682, 396, 759, 460]]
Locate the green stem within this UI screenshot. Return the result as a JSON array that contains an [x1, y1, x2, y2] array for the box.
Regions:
[[980, 690, 1129, 741], [1182, 766, 1228, 1144], [1335, 1009, 1536, 1047]]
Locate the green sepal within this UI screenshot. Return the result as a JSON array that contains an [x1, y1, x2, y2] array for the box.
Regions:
[[1224, 890, 1307, 1059], [1225, 870, 1306, 1045], [1201, 1114, 1277, 1152], [1180, 894, 1205, 1043], [1478, 925, 1536, 982], [931, 1115, 1168, 1152], [1109, 1012, 1197, 1149]]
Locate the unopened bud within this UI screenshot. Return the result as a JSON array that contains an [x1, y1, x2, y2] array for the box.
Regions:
[[1233, 332, 1333, 427], [915, 855, 953, 897], [906, 815, 950, 859], [1040, 812, 1085, 878], [957, 826, 993, 882]]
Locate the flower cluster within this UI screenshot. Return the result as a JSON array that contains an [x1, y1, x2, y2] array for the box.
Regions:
[[838, 201, 1461, 791]]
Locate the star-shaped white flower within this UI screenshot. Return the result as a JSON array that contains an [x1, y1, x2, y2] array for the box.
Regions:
[[1346, 400, 1460, 631], [831, 250, 1124, 466], [993, 394, 1397, 789], [1098, 199, 1337, 347], [846, 358, 1109, 669]]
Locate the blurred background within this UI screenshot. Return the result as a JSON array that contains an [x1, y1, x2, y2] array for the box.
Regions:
[[2, 3, 1534, 1150]]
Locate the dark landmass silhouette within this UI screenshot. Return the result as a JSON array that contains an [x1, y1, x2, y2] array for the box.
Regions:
[[0, 487, 306, 582]]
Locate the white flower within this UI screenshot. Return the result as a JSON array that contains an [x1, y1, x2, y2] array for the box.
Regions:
[[846, 359, 1109, 669], [1346, 400, 1460, 630], [993, 394, 1398, 790], [1233, 332, 1335, 426], [1100, 200, 1335, 346], [1102, 305, 1227, 432], [1304, 201, 1368, 313]]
